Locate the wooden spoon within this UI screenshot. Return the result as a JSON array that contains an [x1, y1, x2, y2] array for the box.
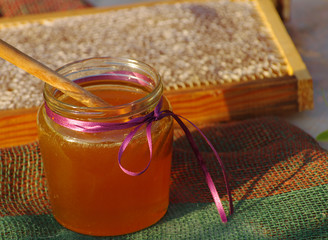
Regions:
[[0, 39, 109, 107]]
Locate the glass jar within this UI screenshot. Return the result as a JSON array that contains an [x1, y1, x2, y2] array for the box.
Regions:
[[37, 57, 173, 236]]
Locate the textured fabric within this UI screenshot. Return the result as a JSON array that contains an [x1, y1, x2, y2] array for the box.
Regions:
[[0, 0, 90, 17], [1, 117, 328, 239]]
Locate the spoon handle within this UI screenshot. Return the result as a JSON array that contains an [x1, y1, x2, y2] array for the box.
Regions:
[[0, 39, 109, 107]]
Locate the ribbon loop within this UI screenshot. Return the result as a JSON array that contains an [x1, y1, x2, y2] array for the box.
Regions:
[[118, 122, 154, 177]]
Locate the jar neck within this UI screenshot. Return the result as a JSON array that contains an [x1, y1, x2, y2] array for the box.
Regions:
[[43, 57, 163, 122]]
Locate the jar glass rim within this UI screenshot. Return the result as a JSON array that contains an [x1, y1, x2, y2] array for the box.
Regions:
[[43, 57, 163, 120]]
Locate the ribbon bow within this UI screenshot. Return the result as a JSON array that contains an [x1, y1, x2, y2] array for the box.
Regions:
[[116, 99, 234, 222]]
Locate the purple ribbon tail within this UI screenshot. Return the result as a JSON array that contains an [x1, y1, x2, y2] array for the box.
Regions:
[[164, 110, 233, 222], [119, 109, 233, 222]]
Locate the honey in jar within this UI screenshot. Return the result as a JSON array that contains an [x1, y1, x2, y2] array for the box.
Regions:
[[37, 57, 173, 236]]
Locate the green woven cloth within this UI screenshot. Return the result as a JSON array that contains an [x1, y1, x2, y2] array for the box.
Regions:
[[1, 117, 327, 239]]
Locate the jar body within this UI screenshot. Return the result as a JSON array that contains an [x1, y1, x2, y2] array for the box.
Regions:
[[37, 58, 173, 236]]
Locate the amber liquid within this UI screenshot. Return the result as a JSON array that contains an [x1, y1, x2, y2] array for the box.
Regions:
[[38, 87, 173, 236]]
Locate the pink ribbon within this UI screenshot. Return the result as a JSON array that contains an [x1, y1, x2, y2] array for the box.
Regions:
[[45, 74, 233, 223]]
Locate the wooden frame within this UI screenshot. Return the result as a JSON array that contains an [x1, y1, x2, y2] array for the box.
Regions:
[[0, 0, 312, 147]]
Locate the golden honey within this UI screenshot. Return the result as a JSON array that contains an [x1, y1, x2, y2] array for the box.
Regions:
[[37, 58, 173, 236]]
